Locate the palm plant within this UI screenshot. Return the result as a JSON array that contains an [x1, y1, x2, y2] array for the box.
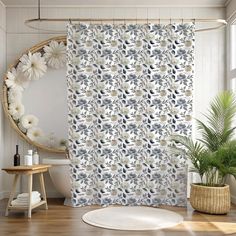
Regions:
[[170, 91, 236, 186], [210, 141, 236, 184], [197, 91, 236, 151]]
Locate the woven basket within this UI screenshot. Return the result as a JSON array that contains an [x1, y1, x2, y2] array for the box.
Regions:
[[190, 184, 231, 214]]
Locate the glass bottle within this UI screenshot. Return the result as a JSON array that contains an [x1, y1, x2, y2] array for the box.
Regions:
[[14, 145, 20, 166]]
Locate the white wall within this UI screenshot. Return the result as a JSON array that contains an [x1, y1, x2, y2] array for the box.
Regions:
[[2, 5, 226, 198], [226, 0, 236, 204], [0, 1, 6, 200]]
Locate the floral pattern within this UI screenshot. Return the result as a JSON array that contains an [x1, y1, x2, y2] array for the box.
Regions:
[[67, 23, 195, 207]]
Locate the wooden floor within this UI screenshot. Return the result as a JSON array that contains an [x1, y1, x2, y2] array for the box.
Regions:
[[0, 199, 236, 236]]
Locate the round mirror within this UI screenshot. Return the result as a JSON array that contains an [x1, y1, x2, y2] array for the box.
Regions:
[[3, 36, 67, 153]]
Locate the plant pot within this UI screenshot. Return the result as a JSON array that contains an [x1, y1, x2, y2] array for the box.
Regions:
[[190, 183, 231, 214]]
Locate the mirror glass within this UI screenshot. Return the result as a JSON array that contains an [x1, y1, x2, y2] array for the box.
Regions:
[[22, 67, 68, 145]]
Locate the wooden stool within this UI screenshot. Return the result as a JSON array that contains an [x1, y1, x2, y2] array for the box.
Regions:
[[2, 164, 51, 218]]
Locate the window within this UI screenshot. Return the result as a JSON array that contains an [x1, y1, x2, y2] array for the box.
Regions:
[[228, 23, 236, 90]]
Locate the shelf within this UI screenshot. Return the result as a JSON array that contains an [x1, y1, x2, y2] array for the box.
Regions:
[[5, 169, 49, 218], [8, 200, 47, 210], [2, 165, 51, 175]]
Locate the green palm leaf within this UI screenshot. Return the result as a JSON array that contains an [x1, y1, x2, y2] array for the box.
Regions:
[[197, 91, 236, 151], [169, 91, 236, 186]]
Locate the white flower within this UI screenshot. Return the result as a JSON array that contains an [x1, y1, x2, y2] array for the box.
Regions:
[[19, 52, 47, 80], [43, 41, 66, 69], [5, 67, 29, 91], [20, 114, 39, 130], [8, 88, 22, 103], [18, 122, 27, 133], [27, 127, 44, 141], [8, 102, 25, 120]]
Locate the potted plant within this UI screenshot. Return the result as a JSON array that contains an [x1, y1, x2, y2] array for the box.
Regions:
[[171, 91, 236, 214]]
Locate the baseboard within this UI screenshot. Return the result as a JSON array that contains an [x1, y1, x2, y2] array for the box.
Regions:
[[0, 191, 5, 200], [0, 191, 21, 200], [46, 191, 64, 198]]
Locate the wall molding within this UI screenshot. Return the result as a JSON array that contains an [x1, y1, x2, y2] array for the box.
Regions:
[[0, 0, 5, 7], [0, 0, 6, 31], [5, 5, 226, 8], [227, 11, 236, 23], [225, 0, 232, 7]]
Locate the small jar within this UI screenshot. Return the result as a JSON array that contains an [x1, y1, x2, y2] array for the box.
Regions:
[[33, 151, 39, 165], [24, 154, 32, 166]]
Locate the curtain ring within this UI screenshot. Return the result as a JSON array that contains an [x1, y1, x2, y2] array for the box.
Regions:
[[69, 18, 72, 24], [181, 18, 184, 24], [193, 18, 196, 24]]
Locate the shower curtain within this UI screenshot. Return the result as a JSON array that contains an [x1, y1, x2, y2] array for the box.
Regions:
[[67, 23, 194, 207]]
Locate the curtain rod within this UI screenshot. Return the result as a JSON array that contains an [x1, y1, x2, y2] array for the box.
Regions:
[[25, 18, 227, 33], [24, 0, 226, 33]]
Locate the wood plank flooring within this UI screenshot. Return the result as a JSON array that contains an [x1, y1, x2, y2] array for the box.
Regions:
[[0, 198, 236, 236]]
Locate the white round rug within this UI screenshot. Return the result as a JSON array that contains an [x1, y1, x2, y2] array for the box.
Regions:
[[82, 206, 183, 231]]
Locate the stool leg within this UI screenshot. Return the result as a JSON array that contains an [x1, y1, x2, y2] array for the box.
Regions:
[[39, 172, 48, 210], [28, 174, 33, 218], [5, 174, 19, 216]]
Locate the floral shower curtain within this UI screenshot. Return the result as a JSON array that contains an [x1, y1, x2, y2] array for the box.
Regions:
[[67, 23, 194, 207]]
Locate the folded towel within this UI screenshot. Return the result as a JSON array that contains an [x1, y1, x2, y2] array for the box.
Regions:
[[16, 196, 41, 203], [17, 191, 40, 199], [17, 191, 40, 198], [11, 197, 41, 207]]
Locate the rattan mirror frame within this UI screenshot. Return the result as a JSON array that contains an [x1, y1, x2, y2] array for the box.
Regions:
[[2, 35, 67, 153]]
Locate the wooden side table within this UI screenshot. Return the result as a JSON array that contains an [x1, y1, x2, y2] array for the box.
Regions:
[[2, 164, 51, 218]]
